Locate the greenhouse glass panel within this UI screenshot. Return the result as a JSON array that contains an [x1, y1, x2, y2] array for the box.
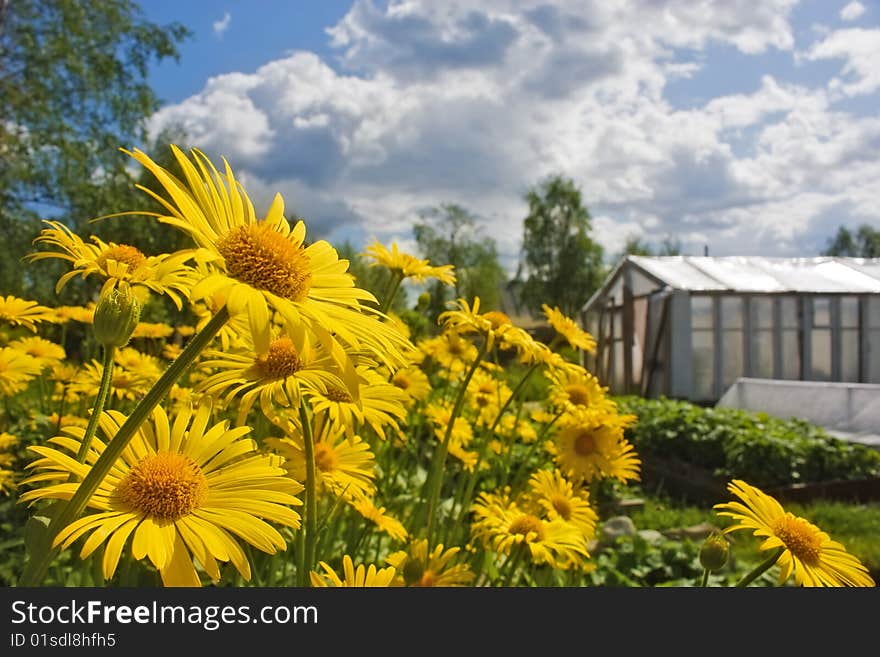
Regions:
[[780, 297, 799, 328], [840, 297, 859, 328], [841, 328, 859, 382], [692, 331, 714, 399], [750, 297, 773, 329], [810, 328, 831, 380], [869, 329, 880, 383], [813, 297, 830, 327], [868, 298, 880, 328], [691, 296, 713, 330], [721, 297, 743, 329], [750, 330, 774, 379], [781, 330, 800, 379], [722, 330, 744, 389]]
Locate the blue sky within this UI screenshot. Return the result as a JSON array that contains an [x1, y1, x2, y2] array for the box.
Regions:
[[137, 1, 880, 273]]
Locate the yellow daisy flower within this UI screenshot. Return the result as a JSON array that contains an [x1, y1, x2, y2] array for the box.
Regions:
[[0, 468, 15, 495], [714, 479, 875, 587], [27, 220, 196, 308], [19, 403, 303, 586], [350, 494, 408, 542], [8, 336, 66, 369], [265, 428, 376, 502], [386, 538, 475, 587], [390, 365, 432, 405], [195, 327, 345, 425], [471, 492, 589, 569], [0, 295, 56, 332], [527, 469, 598, 542], [419, 330, 478, 373], [554, 414, 640, 484], [542, 304, 597, 353], [547, 366, 617, 415], [113, 347, 164, 382], [71, 359, 154, 402], [131, 322, 175, 339], [0, 348, 42, 396], [124, 146, 412, 372], [161, 343, 183, 361], [362, 241, 456, 286], [309, 555, 397, 587], [51, 304, 95, 324]]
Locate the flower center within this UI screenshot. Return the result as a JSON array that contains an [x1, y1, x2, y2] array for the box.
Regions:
[[771, 513, 822, 566], [255, 337, 303, 379], [565, 384, 592, 407], [508, 514, 545, 541], [551, 495, 572, 520], [392, 371, 412, 390], [96, 245, 147, 271], [482, 311, 511, 330], [217, 223, 312, 301], [313, 443, 338, 473], [324, 386, 354, 403], [573, 430, 598, 456], [117, 452, 207, 521]]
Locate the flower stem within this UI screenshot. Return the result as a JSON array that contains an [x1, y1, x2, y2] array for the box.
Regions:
[[19, 306, 230, 587], [700, 569, 710, 587], [381, 272, 405, 314], [735, 547, 785, 588], [74, 345, 116, 467], [423, 343, 486, 544], [297, 400, 318, 587]]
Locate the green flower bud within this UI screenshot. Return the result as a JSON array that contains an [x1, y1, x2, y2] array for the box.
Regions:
[[93, 285, 141, 348], [416, 292, 431, 309], [699, 530, 730, 572], [402, 556, 426, 586]]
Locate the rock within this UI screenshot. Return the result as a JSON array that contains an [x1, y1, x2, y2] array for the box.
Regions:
[[663, 521, 719, 541], [599, 515, 637, 546], [637, 529, 666, 543]]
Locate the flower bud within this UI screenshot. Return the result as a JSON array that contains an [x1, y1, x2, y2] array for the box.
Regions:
[[93, 284, 141, 348], [402, 556, 426, 586], [699, 530, 730, 572]]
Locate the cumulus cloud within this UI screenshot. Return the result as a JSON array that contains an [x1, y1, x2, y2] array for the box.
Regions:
[[213, 11, 231, 38], [840, 2, 866, 21], [148, 0, 880, 274]]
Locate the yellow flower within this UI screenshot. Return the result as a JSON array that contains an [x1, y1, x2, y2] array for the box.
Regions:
[[8, 337, 66, 369], [309, 555, 397, 587], [20, 403, 303, 586], [131, 322, 175, 339], [351, 494, 408, 542], [27, 220, 196, 308], [714, 479, 875, 587], [266, 428, 376, 502], [527, 469, 598, 543], [0, 348, 42, 396], [125, 146, 412, 373], [0, 295, 56, 332], [390, 365, 432, 405], [542, 304, 597, 353], [547, 366, 617, 415], [362, 241, 456, 286], [554, 414, 640, 484], [51, 304, 95, 324], [195, 327, 346, 425], [386, 538, 475, 587], [471, 492, 589, 569], [419, 330, 478, 373]]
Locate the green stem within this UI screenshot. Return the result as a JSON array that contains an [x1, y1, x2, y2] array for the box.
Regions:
[[700, 569, 710, 587], [735, 547, 784, 588], [298, 400, 318, 586], [74, 345, 116, 467], [380, 272, 405, 314], [423, 343, 486, 544], [19, 306, 230, 587]]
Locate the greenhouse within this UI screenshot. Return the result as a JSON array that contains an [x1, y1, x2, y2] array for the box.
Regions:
[[581, 255, 880, 403]]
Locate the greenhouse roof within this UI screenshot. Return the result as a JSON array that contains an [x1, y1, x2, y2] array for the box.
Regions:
[[626, 256, 880, 294]]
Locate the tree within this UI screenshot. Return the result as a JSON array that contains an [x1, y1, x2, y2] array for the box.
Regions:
[[517, 175, 605, 317], [822, 225, 880, 258], [0, 0, 191, 300], [414, 203, 507, 323]]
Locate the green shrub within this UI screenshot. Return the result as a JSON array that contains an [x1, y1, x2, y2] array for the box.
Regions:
[[616, 396, 880, 488]]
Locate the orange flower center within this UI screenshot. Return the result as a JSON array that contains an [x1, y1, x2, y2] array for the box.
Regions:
[[551, 495, 573, 521], [255, 337, 303, 379], [313, 443, 338, 473], [508, 514, 545, 541], [565, 384, 592, 407], [117, 452, 207, 521], [392, 371, 412, 390], [771, 513, 822, 566], [573, 430, 598, 456], [217, 223, 312, 301], [96, 244, 147, 271], [324, 386, 354, 403]]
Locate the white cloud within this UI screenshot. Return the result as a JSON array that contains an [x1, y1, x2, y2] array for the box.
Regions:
[[213, 11, 231, 38], [840, 2, 866, 21], [148, 0, 880, 275], [806, 28, 880, 97]]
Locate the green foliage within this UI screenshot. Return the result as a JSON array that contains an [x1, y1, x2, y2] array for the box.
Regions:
[[616, 396, 880, 488], [822, 224, 880, 257], [0, 0, 191, 301], [414, 203, 507, 325], [619, 233, 683, 259], [517, 175, 606, 317], [586, 535, 710, 587]]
